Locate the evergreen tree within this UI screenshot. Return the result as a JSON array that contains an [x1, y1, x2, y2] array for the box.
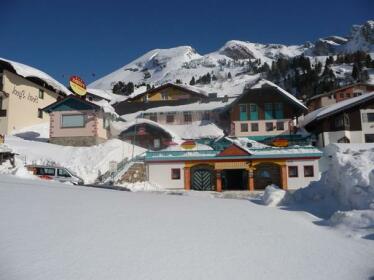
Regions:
[[352, 63, 359, 81], [227, 72, 232, 79], [189, 76, 196, 85]]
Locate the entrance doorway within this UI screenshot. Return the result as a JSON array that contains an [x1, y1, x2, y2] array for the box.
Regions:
[[254, 163, 281, 190], [222, 169, 248, 190], [190, 165, 215, 191]]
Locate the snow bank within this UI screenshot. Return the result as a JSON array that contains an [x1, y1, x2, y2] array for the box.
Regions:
[[261, 185, 287, 207], [5, 131, 146, 184], [288, 143, 374, 238]]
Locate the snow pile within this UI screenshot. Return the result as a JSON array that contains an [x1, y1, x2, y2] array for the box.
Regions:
[[261, 185, 287, 207], [5, 130, 146, 184], [289, 143, 374, 238], [13, 165, 39, 180], [328, 210, 374, 238]]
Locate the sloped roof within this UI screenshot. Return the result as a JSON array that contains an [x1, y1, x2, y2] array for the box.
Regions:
[[0, 57, 71, 95], [250, 79, 308, 111], [127, 82, 209, 101], [86, 88, 113, 101], [42, 95, 100, 113], [224, 79, 307, 112], [307, 83, 374, 101], [300, 91, 374, 127]]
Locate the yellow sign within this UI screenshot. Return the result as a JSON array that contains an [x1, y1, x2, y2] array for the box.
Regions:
[[272, 138, 289, 147], [181, 140, 196, 150], [69, 76, 87, 96]]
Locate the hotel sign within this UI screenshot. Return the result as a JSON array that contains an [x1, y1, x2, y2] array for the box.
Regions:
[[69, 76, 86, 96]]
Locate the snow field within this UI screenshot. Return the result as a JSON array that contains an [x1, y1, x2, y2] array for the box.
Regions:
[[0, 175, 373, 280]]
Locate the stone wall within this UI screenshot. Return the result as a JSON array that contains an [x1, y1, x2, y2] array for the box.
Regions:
[[49, 136, 106, 147]]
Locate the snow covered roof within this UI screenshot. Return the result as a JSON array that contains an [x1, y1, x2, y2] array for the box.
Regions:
[[229, 137, 322, 157], [250, 79, 308, 111], [145, 137, 322, 162], [86, 88, 113, 101], [111, 118, 224, 141], [0, 57, 71, 96], [307, 83, 374, 101], [300, 91, 374, 127], [128, 83, 209, 101], [0, 144, 13, 154], [140, 97, 235, 114]]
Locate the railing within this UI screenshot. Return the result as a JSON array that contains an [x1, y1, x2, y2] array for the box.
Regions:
[[95, 152, 146, 184]]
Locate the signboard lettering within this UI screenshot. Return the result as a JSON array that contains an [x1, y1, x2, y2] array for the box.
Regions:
[[11, 86, 38, 104]]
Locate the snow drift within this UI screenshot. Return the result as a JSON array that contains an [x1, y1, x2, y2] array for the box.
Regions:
[[285, 143, 374, 239]]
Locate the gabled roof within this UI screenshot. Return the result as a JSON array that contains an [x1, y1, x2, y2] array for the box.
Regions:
[[225, 79, 307, 112], [42, 95, 101, 113], [300, 91, 374, 127], [0, 57, 71, 96], [127, 83, 209, 102], [217, 144, 251, 157], [307, 83, 374, 101], [86, 88, 113, 101]]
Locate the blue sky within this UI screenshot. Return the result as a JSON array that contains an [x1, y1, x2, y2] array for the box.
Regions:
[[1, 0, 372, 85]]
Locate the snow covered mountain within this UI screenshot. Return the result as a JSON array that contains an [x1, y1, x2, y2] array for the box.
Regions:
[[89, 20, 374, 94]]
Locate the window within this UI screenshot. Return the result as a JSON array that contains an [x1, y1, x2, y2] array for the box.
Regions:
[[171, 168, 181, 180], [334, 114, 350, 129], [249, 103, 258, 120], [36, 167, 55, 176], [339, 93, 344, 98], [367, 113, 374, 122], [38, 109, 43, 119], [39, 89, 44, 99], [304, 166, 314, 177], [184, 112, 192, 123], [57, 169, 71, 177], [274, 103, 284, 119], [154, 138, 160, 148], [365, 134, 374, 143], [0, 96, 2, 110], [239, 104, 247, 121], [161, 92, 168, 100], [149, 113, 157, 122], [346, 93, 350, 98], [61, 114, 85, 128], [266, 122, 273, 131], [288, 166, 298, 178], [251, 123, 259, 132], [166, 113, 175, 123], [202, 112, 210, 121], [240, 123, 248, 132], [276, 121, 284, 130], [264, 103, 273, 120]]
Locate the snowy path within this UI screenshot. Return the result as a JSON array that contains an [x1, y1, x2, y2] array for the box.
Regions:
[[0, 176, 373, 280]]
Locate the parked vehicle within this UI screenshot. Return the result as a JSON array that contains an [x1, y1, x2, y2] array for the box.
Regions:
[[26, 165, 84, 185]]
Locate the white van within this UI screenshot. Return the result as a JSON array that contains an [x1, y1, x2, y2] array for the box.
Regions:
[[26, 165, 84, 185]]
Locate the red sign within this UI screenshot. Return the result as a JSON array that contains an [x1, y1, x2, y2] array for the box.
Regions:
[[69, 76, 87, 96]]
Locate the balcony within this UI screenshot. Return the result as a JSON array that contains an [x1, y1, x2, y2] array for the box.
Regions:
[[0, 109, 6, 117]]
